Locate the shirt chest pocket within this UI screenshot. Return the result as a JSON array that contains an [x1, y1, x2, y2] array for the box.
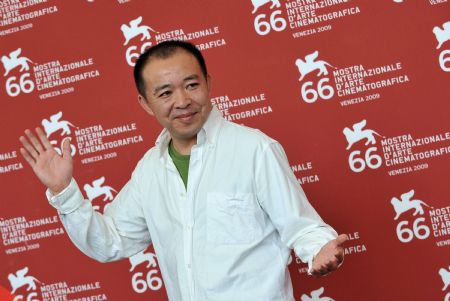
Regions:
[[206, 192, 262, 244]]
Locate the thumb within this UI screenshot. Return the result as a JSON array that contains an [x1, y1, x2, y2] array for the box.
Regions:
[[335, 234, 348, 246], [61, 137, 73, 159]]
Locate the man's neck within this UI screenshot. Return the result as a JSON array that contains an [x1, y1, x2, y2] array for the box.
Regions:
[[171, 137, 197, 155]]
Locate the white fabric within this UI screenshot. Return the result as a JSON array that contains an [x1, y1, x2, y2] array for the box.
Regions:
[[47, 106, 337, 301]]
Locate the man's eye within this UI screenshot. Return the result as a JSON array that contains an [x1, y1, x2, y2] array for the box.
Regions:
[[159, 91, 171, 98], [186, 83, 199, 90]]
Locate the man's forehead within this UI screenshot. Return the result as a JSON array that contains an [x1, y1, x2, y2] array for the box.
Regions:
[[146, 49, 199, 69], [145, 57, 204, 84], [144, 53, 200, 77]]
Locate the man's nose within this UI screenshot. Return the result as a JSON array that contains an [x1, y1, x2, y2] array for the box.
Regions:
[[174, 88, 191, 108]]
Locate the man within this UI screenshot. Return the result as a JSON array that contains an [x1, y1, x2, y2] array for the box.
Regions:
[[19, 41, 347, 301]]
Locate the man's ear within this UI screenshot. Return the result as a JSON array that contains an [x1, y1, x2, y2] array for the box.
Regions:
[[138, 94, 154, 116]]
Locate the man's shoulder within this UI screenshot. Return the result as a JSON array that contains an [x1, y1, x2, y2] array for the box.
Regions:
[[220, 119, 277, 147], [140, 146, 160, 163], [132, 146, 160, 173]]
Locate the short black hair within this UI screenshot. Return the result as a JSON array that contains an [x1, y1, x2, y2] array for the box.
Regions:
[[133, 40, 208, 99]]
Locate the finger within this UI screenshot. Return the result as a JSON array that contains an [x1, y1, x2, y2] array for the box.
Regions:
[[335, 234, 348, 246], [25, 129, 44, 154], [325, 259, 339, 271], [36, 127, 52, 150], [335, 248, 344, 263], [311, 267, 329, 277], [19, 135, 39, 160], [311, 272, 321, 278], [61, 137, 73, 159], [19, 147, 36, 167], [310, 268, 322, 277]]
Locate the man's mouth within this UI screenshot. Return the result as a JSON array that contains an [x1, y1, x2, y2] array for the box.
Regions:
[[175, 112, 197, 122]]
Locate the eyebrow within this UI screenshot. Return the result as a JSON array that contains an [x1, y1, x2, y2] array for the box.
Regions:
[[152, 74, 200, 96], [184, 74, 199, 81], [153, 84, 171, 96]]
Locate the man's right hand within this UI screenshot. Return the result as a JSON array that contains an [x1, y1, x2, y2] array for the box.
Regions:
[[19, 127, 73, 195]]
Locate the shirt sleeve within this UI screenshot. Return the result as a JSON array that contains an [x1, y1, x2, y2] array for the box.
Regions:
[[254, 141, 337, 271], [46, 161, 151, 263]]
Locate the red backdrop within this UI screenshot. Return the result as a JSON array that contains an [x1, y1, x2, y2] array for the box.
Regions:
[[1, 1, 449, 300]]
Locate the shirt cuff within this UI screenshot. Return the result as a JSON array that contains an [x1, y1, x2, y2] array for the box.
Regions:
[[45, 178, 85, 214], [294, 243, 323, 275], [292, 229, 337, 274]]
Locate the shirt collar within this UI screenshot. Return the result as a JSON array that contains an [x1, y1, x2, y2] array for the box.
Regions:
[[155, 105, 224, 157]]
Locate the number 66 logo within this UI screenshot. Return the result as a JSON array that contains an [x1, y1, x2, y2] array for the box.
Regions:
[[439, 50, 450, 72], [254, 10, 287, 36], [301, 78, 334, 103], [348, 147, 382, 173], [6, 73, 35, 97], [132, 270, 162, 293], [13, 293, 38, 301], [129, 250, 163, 294], [396, 217, 430, 243], [126, 42, 152, 67]]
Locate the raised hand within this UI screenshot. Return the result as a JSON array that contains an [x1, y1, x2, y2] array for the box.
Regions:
[[310, 234, 348, 277], [19, 127, 73, 194]]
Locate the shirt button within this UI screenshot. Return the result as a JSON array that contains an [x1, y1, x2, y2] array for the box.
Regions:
[[187, 264, 191, 269]]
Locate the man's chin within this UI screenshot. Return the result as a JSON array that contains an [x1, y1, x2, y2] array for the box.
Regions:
[[170, 127, 201, 141]]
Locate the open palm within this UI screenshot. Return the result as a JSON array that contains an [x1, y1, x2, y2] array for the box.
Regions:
[[19, 127, 73, 194]]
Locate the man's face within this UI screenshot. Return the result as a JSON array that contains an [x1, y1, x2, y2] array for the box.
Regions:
[[138, 50, 212, 145]]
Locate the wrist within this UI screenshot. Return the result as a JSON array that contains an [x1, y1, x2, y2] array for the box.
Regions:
[[49, 180, 71, 195]]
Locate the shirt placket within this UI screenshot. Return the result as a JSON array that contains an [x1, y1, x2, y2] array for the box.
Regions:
[[183, 144, 203, 301]]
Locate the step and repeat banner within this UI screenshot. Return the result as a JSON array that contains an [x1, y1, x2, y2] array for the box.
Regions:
[[1, 1, 449, 300]]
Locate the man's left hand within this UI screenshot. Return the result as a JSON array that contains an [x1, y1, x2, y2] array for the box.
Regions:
[[310, 234, 348, 277]]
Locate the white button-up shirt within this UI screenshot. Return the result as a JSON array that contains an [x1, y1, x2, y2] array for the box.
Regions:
[[47, 107, 337, 301]]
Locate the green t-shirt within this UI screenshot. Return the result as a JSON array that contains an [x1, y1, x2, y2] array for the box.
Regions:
[[168, 140, 190, 190]]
